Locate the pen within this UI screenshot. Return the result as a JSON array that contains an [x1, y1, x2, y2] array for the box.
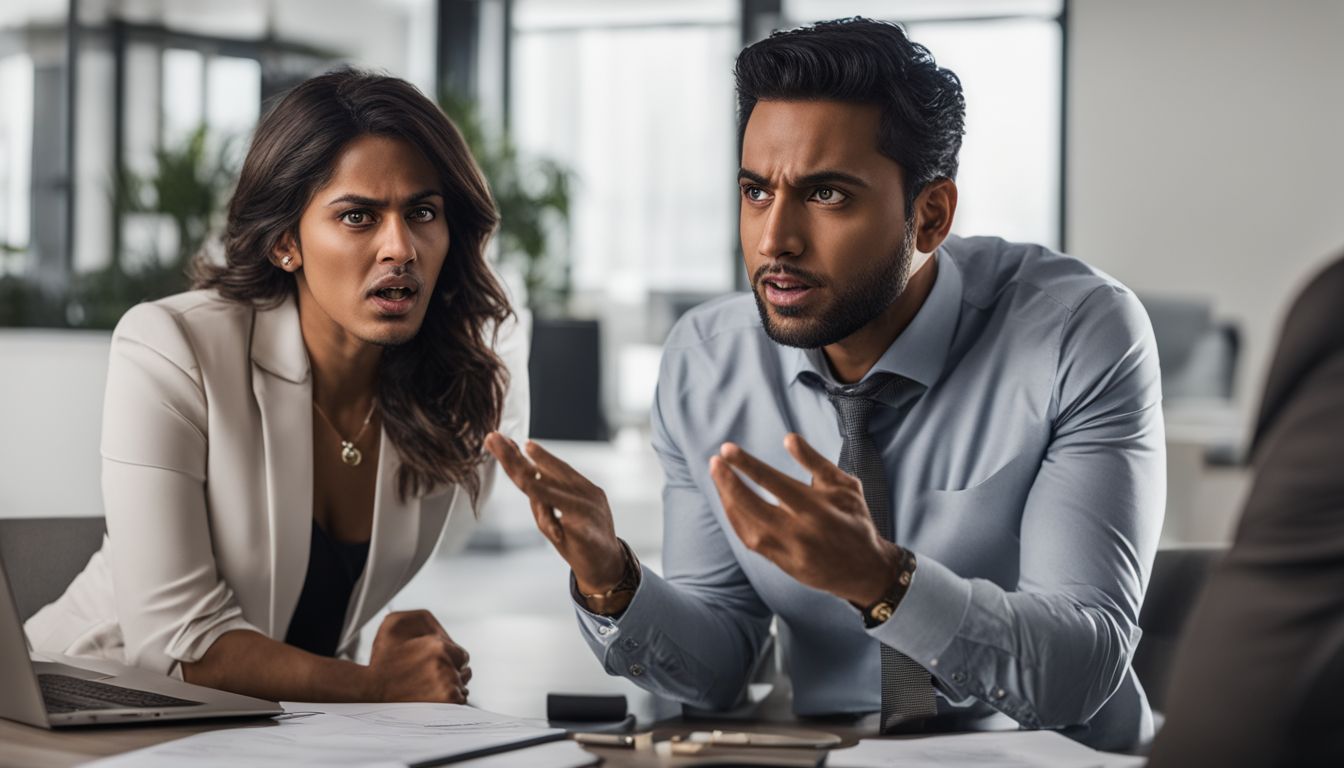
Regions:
[[572, 733, 632, 747], [683, 729, 842, 748]]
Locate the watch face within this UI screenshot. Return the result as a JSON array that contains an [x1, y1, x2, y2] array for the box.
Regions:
[[872, 601, 895, 623]]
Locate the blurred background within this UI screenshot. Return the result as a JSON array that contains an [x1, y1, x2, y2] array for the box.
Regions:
[[1, 0, 1343, 716]]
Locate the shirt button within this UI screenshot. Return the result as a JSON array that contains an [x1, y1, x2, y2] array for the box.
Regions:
[[951, 672, 967, 684], [597, 625, 612, 636], [628, 664, 645, 677], [623, 638, 639, 650], [929, 658, 939, 668], [993, 688, 1006, 699]]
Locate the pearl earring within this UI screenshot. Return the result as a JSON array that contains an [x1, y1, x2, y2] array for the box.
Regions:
[[282, 256, 293, 267]]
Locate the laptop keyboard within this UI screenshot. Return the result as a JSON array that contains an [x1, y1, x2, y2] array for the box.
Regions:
[[39, 673, 202, 714]]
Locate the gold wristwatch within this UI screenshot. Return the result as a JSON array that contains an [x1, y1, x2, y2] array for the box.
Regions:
[[862, 548, 917, 628]]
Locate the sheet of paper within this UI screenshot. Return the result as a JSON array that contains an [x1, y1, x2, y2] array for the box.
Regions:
[[826, 730, 1146, 768], [453, 739, 597, 768], [87, 702, 567, 768]]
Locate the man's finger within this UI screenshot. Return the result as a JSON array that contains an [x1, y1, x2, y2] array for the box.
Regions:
[[486, 434, 591, 513], [485, 432, 539, 488], [531, 497, 564, 544], [709, 455, 783, 550], [784, 433, 851, 487], [718, 442, 813, 511], [524, 440, 598, 495]]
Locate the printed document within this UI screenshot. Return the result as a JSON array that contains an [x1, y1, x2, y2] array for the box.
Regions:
[[828, 730, 1146, 768], [87, 702, 579, 768]]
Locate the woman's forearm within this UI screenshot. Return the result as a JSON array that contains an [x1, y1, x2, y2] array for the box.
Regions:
[[180, 629, 371, 702]]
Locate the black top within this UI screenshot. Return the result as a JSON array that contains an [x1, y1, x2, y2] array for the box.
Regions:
[[284, 520, 370, 657]]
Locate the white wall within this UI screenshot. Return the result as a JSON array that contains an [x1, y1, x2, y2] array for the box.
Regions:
[[0, 330, 110, 518], [1069, 0, 1344, 433]]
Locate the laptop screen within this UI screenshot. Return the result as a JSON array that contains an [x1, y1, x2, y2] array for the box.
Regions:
[[0, 550, 53, 727]]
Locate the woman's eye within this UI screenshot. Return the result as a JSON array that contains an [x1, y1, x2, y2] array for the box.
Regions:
[[341, 211, 371, 226], [408, 207, 436, 222], [811, 187, 848, 205]]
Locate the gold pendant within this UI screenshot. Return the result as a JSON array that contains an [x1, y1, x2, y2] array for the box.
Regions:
[[340, 441, 363, 466]]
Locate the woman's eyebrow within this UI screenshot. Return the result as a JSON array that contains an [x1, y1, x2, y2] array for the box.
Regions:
[[325, 189, 443, 207]]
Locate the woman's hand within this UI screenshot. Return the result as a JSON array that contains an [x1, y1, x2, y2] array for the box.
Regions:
[[362, 610, 472, 703], [484, 433, 629, 598]]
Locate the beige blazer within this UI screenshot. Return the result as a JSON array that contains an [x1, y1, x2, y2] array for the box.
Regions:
[[24, 290, 529, 676]]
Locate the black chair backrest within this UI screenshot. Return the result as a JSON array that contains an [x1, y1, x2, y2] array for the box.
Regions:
[[0, 517, 106, 622], [1133, 546, 1226, 712], [529, 317, 608, 441]]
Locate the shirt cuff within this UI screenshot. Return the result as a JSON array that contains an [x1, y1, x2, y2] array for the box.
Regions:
[[869, 553, 971, 670], [571, 564, 654, 644]]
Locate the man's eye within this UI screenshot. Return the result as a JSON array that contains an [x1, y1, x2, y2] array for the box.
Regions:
[[743, 186, 769, 202], [811, 187, 848, 205], [408, 207, 436, 222], [341, 211, 371, 226]]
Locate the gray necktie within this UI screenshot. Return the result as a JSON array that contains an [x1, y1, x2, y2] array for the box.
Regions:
[[826, 373, 938, 732]]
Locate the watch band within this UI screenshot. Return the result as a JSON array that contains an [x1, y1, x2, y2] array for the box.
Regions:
[[578, 538, 641, 614], [861, 547, 917, 629]]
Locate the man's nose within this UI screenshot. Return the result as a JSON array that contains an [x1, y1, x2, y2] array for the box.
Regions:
[[756, 199, 805, 260]]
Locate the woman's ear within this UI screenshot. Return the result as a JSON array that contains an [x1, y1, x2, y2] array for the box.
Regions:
[[272, 234, 301, 271]]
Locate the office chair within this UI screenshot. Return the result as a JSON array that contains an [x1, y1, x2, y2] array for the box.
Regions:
[[529, 317, 609, 441], [0, 517, 106, 622], [1132, 546, 1226, 714]]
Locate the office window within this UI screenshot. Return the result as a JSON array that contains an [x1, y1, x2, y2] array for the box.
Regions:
[[0, 54, 34, 271], [511, 0, 739, 303], [161, 49, 206, 147], [906, 19, 1062, 248]]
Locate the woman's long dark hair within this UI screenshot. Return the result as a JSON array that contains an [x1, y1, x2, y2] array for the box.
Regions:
[[193, 68, 510, 505]]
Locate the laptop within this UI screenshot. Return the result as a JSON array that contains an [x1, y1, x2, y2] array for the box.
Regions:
[[0, 549, 282, 727]]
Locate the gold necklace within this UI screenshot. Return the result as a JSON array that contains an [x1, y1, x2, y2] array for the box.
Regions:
[[312, 399, 377, 466]]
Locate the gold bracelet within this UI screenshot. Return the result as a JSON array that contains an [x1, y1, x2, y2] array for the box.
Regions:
[[579, 539, 641, 607]]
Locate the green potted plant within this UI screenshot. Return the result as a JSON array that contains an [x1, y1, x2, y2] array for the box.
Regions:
[[84, 125, 237, 328]]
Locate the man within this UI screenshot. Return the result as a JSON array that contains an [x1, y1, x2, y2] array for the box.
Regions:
[[1148, 254, 1344, 767], [486, 18, 1163, 752]]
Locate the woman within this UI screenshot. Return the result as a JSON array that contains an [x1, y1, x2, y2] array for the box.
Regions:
[[23, 69, 528, 704]]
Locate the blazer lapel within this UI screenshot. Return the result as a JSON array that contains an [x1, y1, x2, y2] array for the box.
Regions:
[[342, 428, 422, 651], [249, 295, 314, 638]]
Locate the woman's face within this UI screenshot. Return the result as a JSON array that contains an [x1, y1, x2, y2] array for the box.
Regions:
[[278, 134, 450, 348]]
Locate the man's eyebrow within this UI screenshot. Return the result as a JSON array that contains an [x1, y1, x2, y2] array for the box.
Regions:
[[736, 168, 871, 189], [738, 168, 770, 186], [325, 189, 443, 207]]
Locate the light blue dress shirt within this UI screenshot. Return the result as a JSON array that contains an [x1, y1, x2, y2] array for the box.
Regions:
[[574, 235, 1165, 751]]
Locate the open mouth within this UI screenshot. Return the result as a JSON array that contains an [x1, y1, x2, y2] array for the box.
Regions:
[[762, 277, 811, 293], [373, 286, 417, 301], [760, 273, 818, 308], [368, 277, 422, 316]]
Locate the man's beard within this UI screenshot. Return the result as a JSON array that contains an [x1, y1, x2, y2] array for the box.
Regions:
[[752, 219, 916, 349]]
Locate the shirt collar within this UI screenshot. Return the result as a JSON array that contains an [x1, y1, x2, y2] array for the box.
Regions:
[[784, 249, 963, 391]]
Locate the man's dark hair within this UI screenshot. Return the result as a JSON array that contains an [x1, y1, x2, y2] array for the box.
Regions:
[[734, 17, 966, 213], [193, 67, 509, 505]]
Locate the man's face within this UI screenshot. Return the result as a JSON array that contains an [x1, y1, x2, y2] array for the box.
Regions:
[[739, 100, 914, 349], [288, 134, 450, 348]]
